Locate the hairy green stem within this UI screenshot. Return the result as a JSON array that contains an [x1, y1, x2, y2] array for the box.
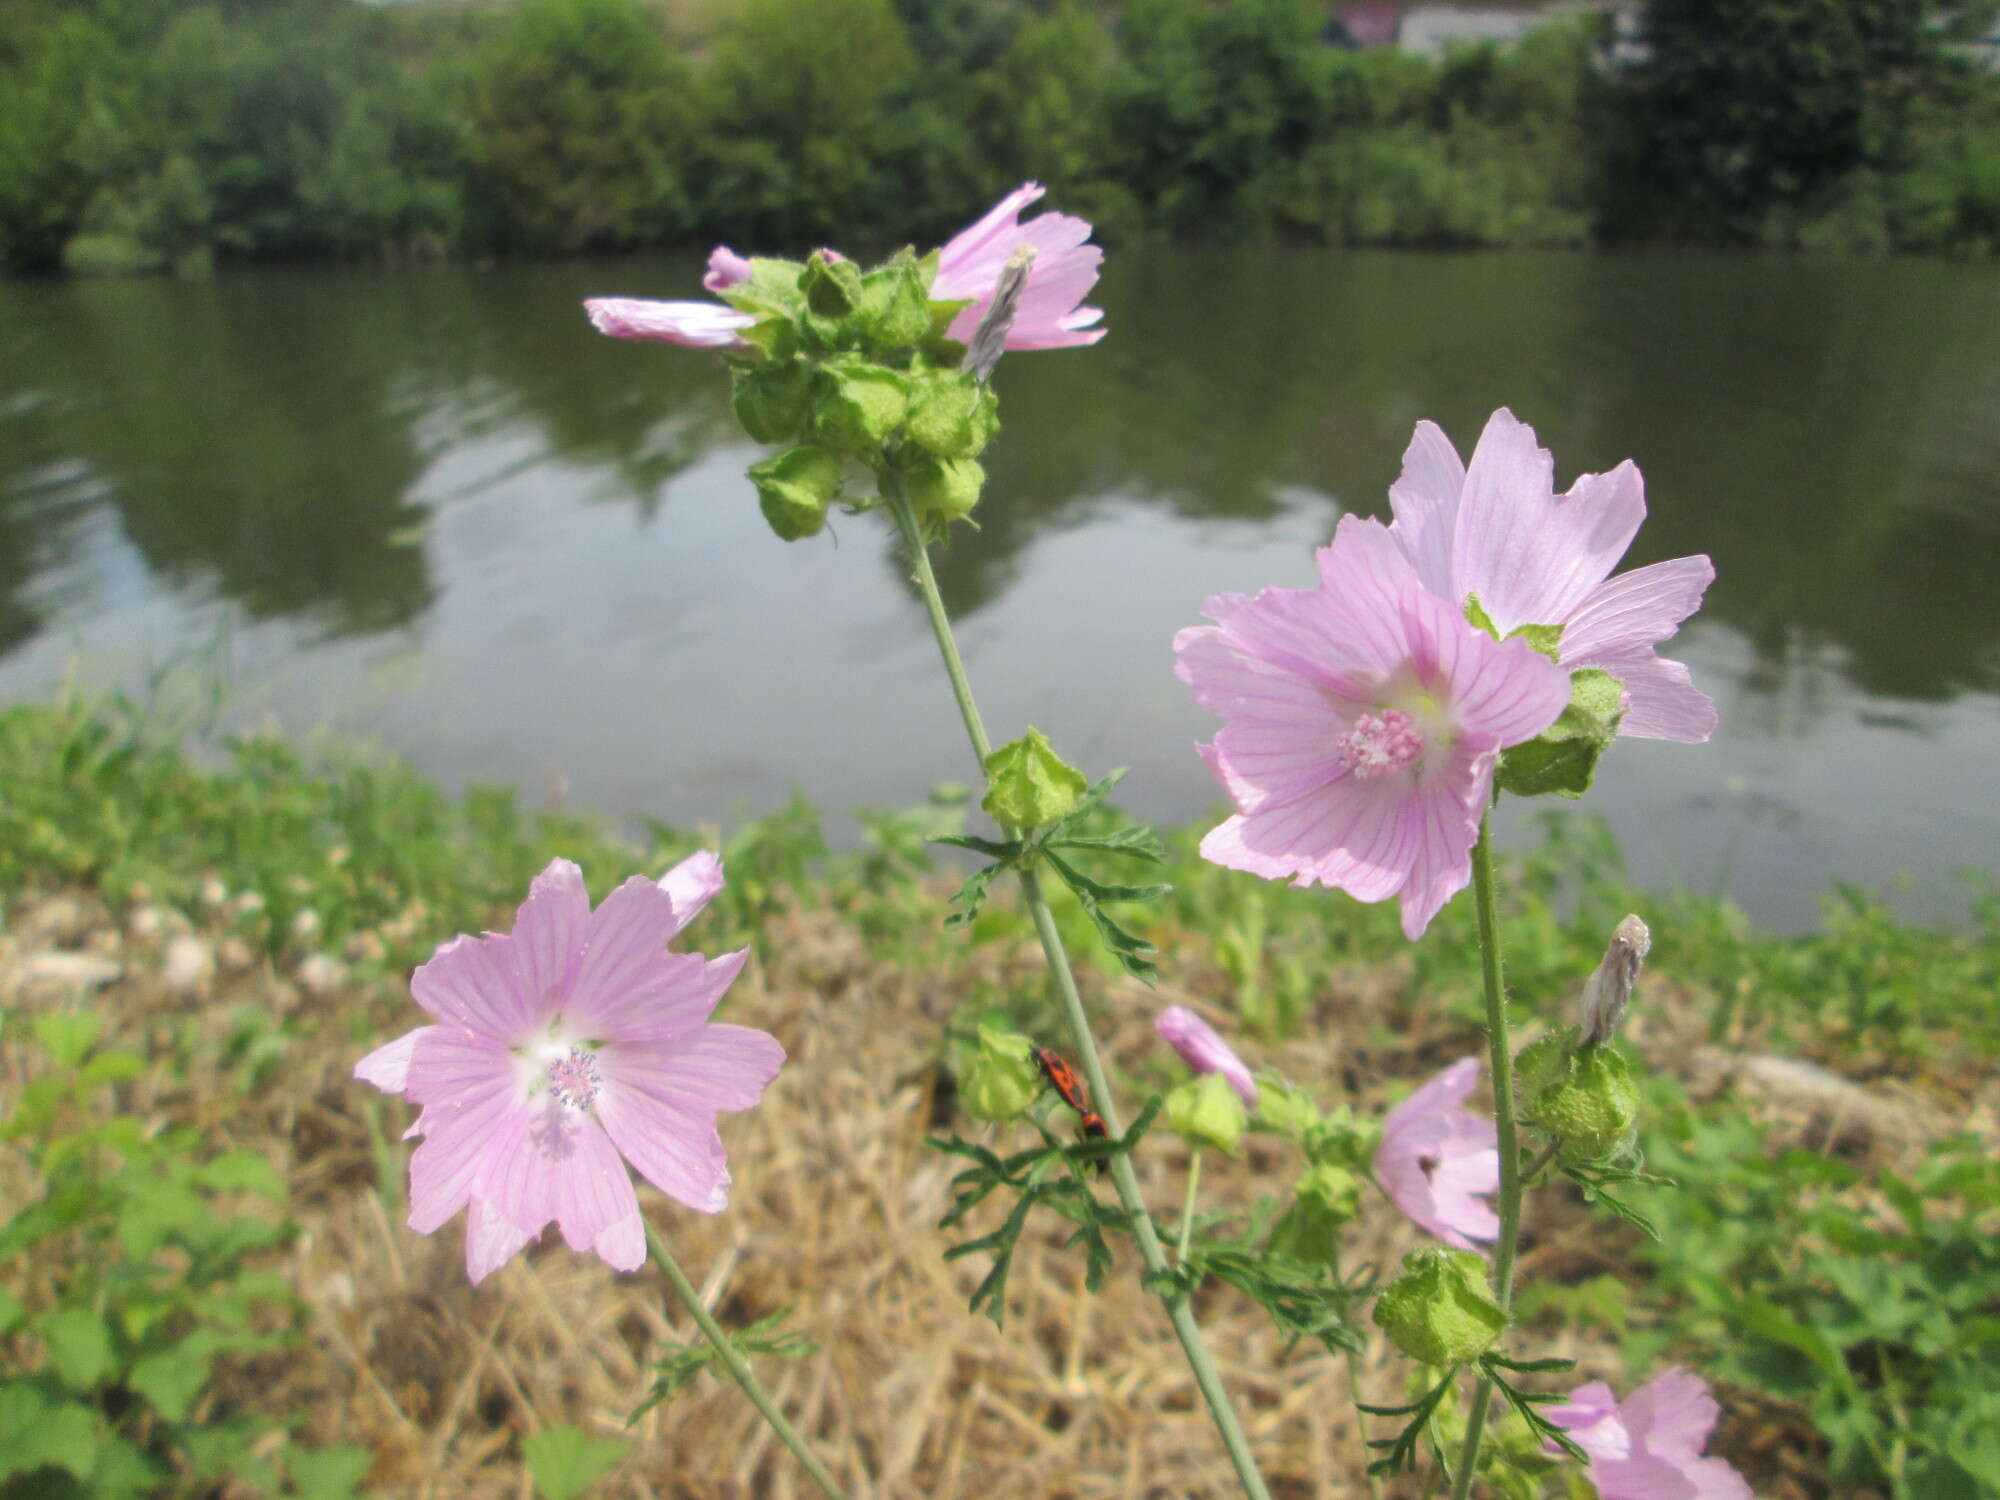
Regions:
[[1451, 817, 1523, 1500], [1176, 1147, 1203, 1264], [645, 1225, 848, 1500], [886, 484, 1274, 1500]]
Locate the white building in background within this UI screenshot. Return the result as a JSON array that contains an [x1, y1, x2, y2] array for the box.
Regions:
[[1331, 1, 1641, 57]]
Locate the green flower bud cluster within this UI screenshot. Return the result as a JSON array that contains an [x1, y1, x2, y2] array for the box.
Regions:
[[1515, 1027, 1640, 1163], [1165, 1071, 1248, 1154], [1373, 1248, 1508, 1366], [715, 247, 1004, 541], [1266, 1162, 1364, 1267], [980, 727, 1086, 830], [960, 1024, 1042, 1124]]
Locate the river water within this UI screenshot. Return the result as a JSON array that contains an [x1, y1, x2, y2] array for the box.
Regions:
[[3, 248, 1997, 931]]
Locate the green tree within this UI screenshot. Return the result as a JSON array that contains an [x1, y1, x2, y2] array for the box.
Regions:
[[695, 0, 916, 247], [1625, 0, 1999, 234], [1108, 0, 1339, 234], [465, 0, 693, 254], [0, 15, 128, 272]]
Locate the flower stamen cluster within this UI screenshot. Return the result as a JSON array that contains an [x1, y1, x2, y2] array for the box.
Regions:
[[1336, 707, 1426, 779]]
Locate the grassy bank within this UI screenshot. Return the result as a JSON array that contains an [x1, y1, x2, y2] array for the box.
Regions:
[[1, 695, 1996, 1497], [4, 0, 1999, 276]]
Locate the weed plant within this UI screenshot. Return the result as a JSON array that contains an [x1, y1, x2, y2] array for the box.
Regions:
[[1, 694, 1996, 1494]]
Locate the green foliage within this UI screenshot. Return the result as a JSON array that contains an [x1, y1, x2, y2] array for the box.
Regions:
[[1631, 1114, 2000, 1496], [928, 1098, 1162, 1327], [8, 0, 2000, 268], [521, 1424, 630, 1500], [0, 1009, 344, 1496], [937, 768, 1171, 982], [629, 1308, 819, 1422], [1618, 0, 2000, 242], [694, 0, 916, 247], [465, 0, 691, 254]]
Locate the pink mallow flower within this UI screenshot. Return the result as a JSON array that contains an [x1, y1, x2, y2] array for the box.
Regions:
[[1156, 1005, 1259, 1107], [1373, 1056, 1499, 1248], [583, 183, 1104, 356], [1386, 408, 1717, 743], [1547, 1368, 1754, 1500], [354, 853, 783, 1284], [932, 182, 1106, 351], [1175, 514, 1570, 939]]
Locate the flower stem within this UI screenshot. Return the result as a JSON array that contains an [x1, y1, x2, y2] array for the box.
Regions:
[[1331, 1244, 1386, 1500], [886, 484, 1275, 1500], [644, 1224, 848, 1500], [1450, 816, 1523, 1500], [1176, 1147, 1203, 1264]]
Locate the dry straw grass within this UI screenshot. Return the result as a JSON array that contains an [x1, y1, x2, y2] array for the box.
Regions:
[[5, 884, 1952, 1499]]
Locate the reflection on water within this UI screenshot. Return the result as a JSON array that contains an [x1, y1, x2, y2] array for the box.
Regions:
[[2, 249, 1997, 930]]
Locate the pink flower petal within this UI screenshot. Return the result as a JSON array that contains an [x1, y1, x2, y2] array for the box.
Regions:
[[1417, 620, 1574, 755], [1562, 556, 1714, 664], [1547, 1382, 1633, 1462], [595, 1082, 731, 1214], [360, 857, 777, 1284], [1622, 1368, 1721, 1459], [408, 934, 533, 1044], [562, 876, 686, 1034], [1200, 773, 1415, 904], [1386, 418, 1467, 600], [658, 849, 725, 935], [584, 297, 755, 350], [604, 1024, 785, 1114], [1451, 411, 1645, 634], [354, 1026, 434, 1093], [1549, 1369, 1753, 1500], [1374, 1057, 1500, 1247], [1583, 645, 1718, 743], [935, 182, 1050, 282], [1392, 747, 1492, 940], [464, 1197, 537, 1285], [1155, 1006, 1259, 1106], [486, 1104, 642, 1260], [406, 1077, 533, 1235], [594, 1211, 647, 1273], [934, 181, 1106, 350], [703, 246, 752, 292], [1560, 555, 1717, 742]]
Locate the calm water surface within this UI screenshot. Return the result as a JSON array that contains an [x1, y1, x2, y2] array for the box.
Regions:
[[3, 249, 1998, 931]]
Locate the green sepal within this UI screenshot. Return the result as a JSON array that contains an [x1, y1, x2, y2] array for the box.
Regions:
[[810, 358, 910, 455], [746, 445, 841, 541], [732, 316, 798, 363], [1496, 667, 1625, 800], [712, 256, 808, 316], [1510, 621, 1564, 661], [1252, 1073, 1321, 1143], [731, 363, 814, 444], [1527, 1043, 1640, 1162], [1464, 592, 1500, 638], [920, 297, 974, 364], [1513, 1025, 1580, 1103], [1265, 1163, 1361, 1266], [903, 452, 986, 523], [1165, 1072, 1247, 1154], [1372, 1248, 1508, 1366], [857, 248, 936, 353], [801, 250, 863, 319], [982, 727, 1087, 830], [962, 1025, 1042, 1124], [1303, 1104, 1383, 1171], [904, 369, 1000, 459]]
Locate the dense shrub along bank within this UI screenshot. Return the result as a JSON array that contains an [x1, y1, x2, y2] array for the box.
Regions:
[[2, 0, 1997, 275]]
